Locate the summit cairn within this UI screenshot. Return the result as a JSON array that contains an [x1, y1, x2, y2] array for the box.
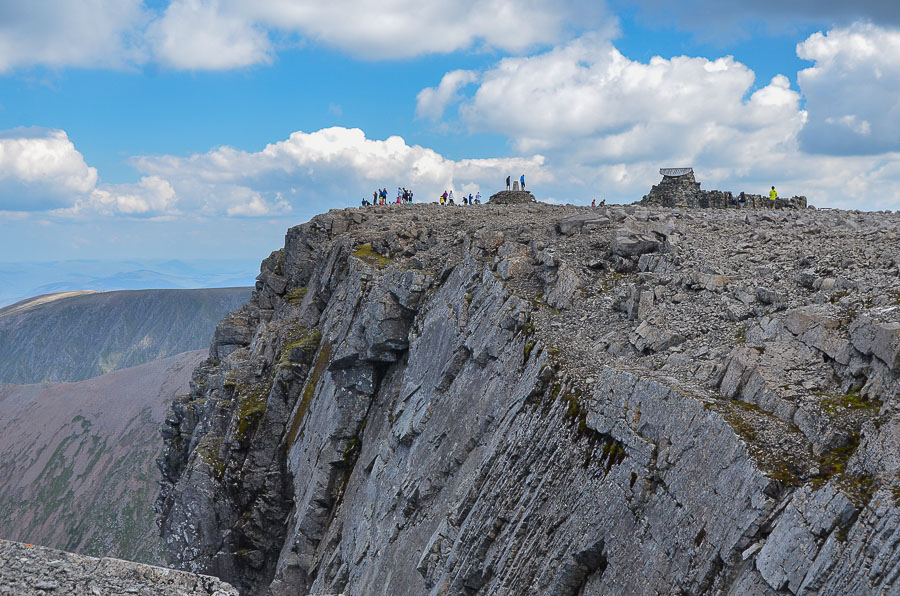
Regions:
[[489, 190, 537, 204], [641, 168, 808, 209], [642, 168, 702, 208]]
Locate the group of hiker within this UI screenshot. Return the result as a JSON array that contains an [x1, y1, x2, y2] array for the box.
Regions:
[[363, 187, 414, 206], [439, 190, 481, 205], [360, 186, 485, 207]]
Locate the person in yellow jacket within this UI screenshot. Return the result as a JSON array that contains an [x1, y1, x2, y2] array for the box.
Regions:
[[769, 186, 778, 201]]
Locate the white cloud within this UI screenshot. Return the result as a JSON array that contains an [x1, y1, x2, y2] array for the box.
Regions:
[[0, 0, 146, 72], [0, 1, 615, 72], [131, 126, 547, 213], [457, 35, 805, 159], [797, 23, 900, 155], [417, 70, 479, 121], [84, 176, 178, 215], [147, 0, 271, 70], [0, 128, 99, 211], [243, 0, 613, 60]]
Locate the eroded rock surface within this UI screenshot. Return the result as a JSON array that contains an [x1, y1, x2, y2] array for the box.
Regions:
[[0, 538, 237, 595], [157, 202, 900, 596]]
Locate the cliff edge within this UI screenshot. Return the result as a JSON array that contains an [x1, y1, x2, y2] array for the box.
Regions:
[[157, 203, 900, 595]]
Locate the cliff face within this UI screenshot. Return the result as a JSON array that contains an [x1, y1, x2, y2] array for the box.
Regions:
[[158, 203, 900, 596]]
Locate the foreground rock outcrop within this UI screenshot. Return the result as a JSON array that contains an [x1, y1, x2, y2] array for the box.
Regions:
[[0, 538, 237, 595], [158, 202, 900, 595], [0, 350, 206, 563]]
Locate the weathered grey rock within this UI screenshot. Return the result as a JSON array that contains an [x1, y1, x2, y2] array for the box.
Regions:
[[488, 190, 536, 204], [154, 204, 900, 596], [0, 539, 237, 595]]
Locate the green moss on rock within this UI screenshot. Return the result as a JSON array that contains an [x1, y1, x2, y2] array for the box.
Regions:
[[352, 243, 391, 269]]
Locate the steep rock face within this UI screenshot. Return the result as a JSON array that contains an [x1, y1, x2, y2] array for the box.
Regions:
[[158, 204, 900, 596]]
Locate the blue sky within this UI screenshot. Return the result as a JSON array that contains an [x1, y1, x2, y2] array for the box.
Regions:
[[2, 0, 900, 272]]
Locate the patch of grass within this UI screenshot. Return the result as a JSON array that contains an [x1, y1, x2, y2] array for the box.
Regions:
[[284, 286, 307, 303], [352, 243, 391, 269], [279, 328, 323, 365], [812, 435, 860, 484], [286, 342, 333, 448], [523, 341, 537, 362], [820, 389, 882, 415], [195, 435, 225, 480], [735, 326, 747, 344], [234, 383, 270, 444]]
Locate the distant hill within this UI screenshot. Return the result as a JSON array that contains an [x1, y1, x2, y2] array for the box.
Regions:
[[0, 349, 207, 564], [0, 287, 251, 384], [0, 258, 260, 308]]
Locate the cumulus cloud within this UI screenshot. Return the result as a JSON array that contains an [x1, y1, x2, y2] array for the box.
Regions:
[[417, 70, 479, 121], [457, 35, 805, 159], [242, 0, 613, 60], [797, 23, 900, 155], [0, 0, 146, 72], [0, 1, 615, 72], [0, 128, 98, 211], [131, 126, 547, 213], [147, 0, 271, 70], [83, 176, 178, 215]]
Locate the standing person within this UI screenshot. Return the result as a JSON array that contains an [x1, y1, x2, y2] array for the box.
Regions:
[[520, 174, 525, 190], [441, 190, 447, 205], [373, 190, 378, 205], [475, 191, 481, 204], [769, 186, 778, 201], [592, 199, 596, 207], [448, 190, 454, 204], [506, 175, 511, 190], [739, 192, 746, 209]]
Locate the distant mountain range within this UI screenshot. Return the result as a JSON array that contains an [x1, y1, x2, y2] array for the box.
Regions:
[[0, 349, 207, 564], [0, 258, 261, 308], [0, 287, 252, 384]]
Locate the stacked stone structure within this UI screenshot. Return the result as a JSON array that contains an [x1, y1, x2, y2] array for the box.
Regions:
[[641, 168, 807, 209], [489, 190, 537, 204]]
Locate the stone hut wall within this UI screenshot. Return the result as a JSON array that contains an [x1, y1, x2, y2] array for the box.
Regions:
[[641, 173, 807, 210]]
